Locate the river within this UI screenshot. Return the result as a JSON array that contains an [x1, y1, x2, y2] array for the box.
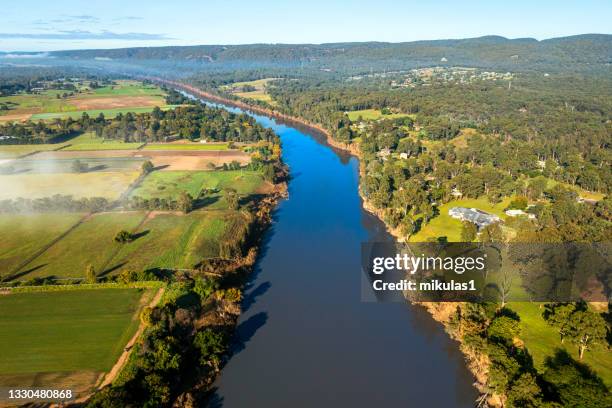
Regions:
[[196, 97, 478, 407]]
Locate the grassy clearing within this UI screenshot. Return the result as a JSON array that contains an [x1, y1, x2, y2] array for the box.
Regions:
[[346, 109, 414, 121], [143, 142, 229, 151], [0, 171, 140, 200], [0, 288, 148, 375], [409, 197, 512, 242], [508, 302, 612, 388], [106, 211, 229, 272], [221, 78, 277, 105], [542, 177, 605, 201], [131, 170, 266, 209], [18, 212, 147, 280], [0, 213, 84, 276]]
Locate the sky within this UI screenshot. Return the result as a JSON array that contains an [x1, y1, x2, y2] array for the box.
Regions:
[[0, 0, 610, 52]]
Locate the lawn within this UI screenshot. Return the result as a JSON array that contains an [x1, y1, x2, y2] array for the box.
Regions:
[[0, 171, 140, 200], [508, 302, 612, 388], [409, 197, 512, 242], [17, 212, 147, 280], [105, 211, 229, 273], [542, 177, 605, 201], [346, 109, 414, 122], [143, 142, 229, 151], [0, 213, 84, 277], [0, 288, 149, 375], [131, 170, 266, 209]]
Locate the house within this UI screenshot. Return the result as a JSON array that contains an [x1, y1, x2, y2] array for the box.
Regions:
[[451, 188, 463, 198], [399, 152, 409, 160], [449, 207, 501, 229]]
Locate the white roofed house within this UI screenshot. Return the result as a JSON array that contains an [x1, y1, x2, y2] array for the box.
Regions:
[[449, 207, 501, 229]]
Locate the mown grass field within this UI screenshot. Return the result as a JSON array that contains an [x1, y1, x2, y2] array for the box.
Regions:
[[131, 170, 266, 209], [0, 213, 84, 276], [0, 144, 68, 159], [62, 133, 144, 151], [0, 288, 149, 375], [18, 212, 147, 279], [346, 109, 414, 121], [143, 142, 229, 151], [409, 197, 512, 242], [0, 171, 140, 200], [106, 211, 229, 273], [508, 302, 612, 388]]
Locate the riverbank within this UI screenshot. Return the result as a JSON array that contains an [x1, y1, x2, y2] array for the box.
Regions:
[[156, 81, 488, 405]]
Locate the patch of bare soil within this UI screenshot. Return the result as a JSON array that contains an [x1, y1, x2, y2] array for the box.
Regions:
[[71, 96, 162, 110]]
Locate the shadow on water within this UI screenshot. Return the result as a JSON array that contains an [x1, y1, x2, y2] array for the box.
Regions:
[[241, 281, 271, 313]]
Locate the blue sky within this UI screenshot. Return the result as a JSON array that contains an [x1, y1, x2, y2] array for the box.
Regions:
[[0, 0, 610, 51]]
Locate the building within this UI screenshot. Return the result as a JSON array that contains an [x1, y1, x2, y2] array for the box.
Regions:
[[449, 207, 501, 229]]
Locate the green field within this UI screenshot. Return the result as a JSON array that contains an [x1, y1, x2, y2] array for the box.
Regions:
[[509, 302, 612, 388], [131, 170, 266, 209], [106, 211, 229, 273], [346, 109, 414, 122], [0, 144, 68, 159], [409, 197, 512, 242], [90, 80, 164, 96], [0, 213, 84, 276], [143, 142, 229, 151], [0, 288, 148, 376], [62, 133, 144, 151], [18, 212, 147, 279]]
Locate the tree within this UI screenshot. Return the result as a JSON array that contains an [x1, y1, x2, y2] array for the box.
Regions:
[[85, 264, 96, 283], [177, 191, 194, 213], [566, 310, 607, 359], [142, 160, 154, 175], [543, 303, 576, 343], [487, 315, 521, 345], [224, 188, 239, 210], [506, 372, 544, 408], [114, 230, 134, 243], [460, 221, 477, 242], [480, 223, 503, 243], [72, 159, 88, 173]]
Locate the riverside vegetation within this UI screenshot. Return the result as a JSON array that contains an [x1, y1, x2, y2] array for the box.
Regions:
[[0, 78, 287, 405]]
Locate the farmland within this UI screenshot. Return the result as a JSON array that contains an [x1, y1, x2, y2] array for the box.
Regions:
[[0, 213, 84, 276], [0, 171, 140, 200], [0, 80, 172, 123], [131, 170, 268, 208], [18, 212, 147, 279], [143, 142, 229, 151], [62, 133, 144, 151], [0, 288, 152, 393]]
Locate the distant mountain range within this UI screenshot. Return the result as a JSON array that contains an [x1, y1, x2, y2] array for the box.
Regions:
[[41, 34, 611, 73]]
